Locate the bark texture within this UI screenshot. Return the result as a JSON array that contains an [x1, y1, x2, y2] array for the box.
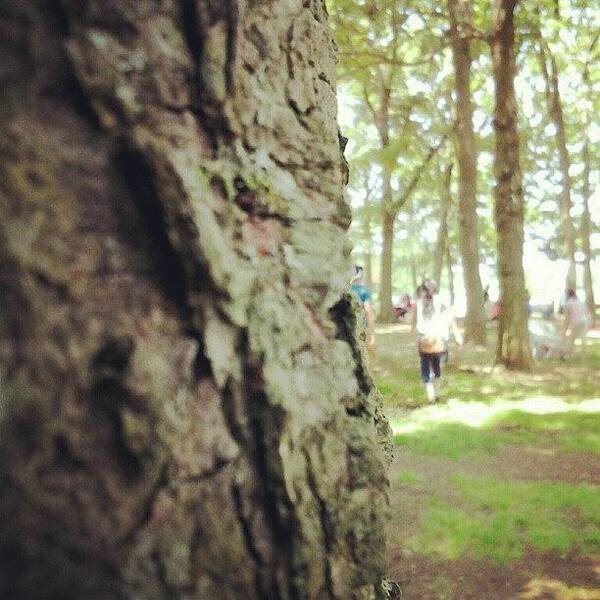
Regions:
[[0, 2, 393, 599], [491, 0, 531, 370], [448, 0, 486, 344]]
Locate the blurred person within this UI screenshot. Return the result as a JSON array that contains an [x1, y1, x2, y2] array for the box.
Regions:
[[562, 289, 590, 357], [394, 293, 414, 321], [351, 265, 376, 351], [415, 280, 462, 402]]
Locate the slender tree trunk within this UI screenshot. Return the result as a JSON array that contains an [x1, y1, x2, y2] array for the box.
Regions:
[[0, 3, 393, 599], [448, 0, 487, 344], [434, 163, 453, 285], [538, 41, 577, 289], [581, 53, 596, 326], [379, 139, 443, 320], [447, 245, 456, 306], [369, 85, 397, 323], [491, 0, 531, 370], [363, 184, 375, 291], [581, 140, 595, 326], [363, 211, 373, 290], [379, 178, 397, 321]]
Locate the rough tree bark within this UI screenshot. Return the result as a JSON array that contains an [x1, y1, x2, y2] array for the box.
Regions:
[[537, 38, 577, 290], [448, 0, 487, 344], [433, 163, 453, 286], [490, 0, 532, 370], [0, 2, 394, 599]]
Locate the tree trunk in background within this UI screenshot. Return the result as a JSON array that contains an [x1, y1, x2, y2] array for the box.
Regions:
[[378, 133, 442, 321], [0, 3, 393, 599], [433, 163, 453, 286], [365, 81, 397, 323], [363, 184, 375, 291], [491, 0, 531, 370], [448, 0, 487, 344], [581, 52, 596, 326], [581, 139, 595, 326], [447, 246, 456, 306], [538, 41, 577, 290], [379, 197, 396, 321]]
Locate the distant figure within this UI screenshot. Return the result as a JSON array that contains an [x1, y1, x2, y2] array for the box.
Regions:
[[351, 265, 376, 351], [395, 294, 414, 321], [415, 280, 462, 402], [483, 289, 494, 322], [562, 289, 590, 357]]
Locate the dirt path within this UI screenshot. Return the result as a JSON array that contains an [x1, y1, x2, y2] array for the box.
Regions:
[[387, 450, 600, 599]]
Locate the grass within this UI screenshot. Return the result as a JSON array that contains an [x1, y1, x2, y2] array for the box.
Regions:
[[378, 323, 600, 572], [395, 470, 424, 484], [409, 477, 600, 564]]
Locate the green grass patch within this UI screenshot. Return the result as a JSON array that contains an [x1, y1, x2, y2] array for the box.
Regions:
[[395, 470, 424, 484], [492, 410, 600, 454], [409, 476, 600, 564]]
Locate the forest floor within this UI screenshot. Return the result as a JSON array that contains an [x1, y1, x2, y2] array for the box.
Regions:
[[374, 320, 600, 600]]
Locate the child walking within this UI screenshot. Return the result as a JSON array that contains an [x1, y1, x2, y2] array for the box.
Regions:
[[415, 280, 462, 402]]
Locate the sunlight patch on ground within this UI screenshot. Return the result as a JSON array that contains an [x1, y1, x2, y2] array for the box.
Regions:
[[375, 323, 412, 335], [389, 397, 600, 434], [519, 577, 600, 599]]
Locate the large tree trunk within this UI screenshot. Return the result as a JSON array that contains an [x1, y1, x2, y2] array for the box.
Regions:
[[0, 3, 393, 599], [448, 0, 487, 344], [538, 41, 577, 290], [491, 0, 531, 370], [433, 163, 453, 286]]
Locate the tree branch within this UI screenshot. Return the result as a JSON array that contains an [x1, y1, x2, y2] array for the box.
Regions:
[[389, 135, 448, 215]]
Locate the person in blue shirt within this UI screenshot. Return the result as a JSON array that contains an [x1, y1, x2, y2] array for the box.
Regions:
[[351, 265, 376, 350]]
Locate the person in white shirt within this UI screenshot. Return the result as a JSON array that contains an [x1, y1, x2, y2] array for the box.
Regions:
[[562, 289, 590, 357], [415, 280, 463, 402]]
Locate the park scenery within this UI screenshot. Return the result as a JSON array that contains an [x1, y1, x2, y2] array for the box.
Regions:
[[335, 2, 599, 595], [0, 1, 598, 599]]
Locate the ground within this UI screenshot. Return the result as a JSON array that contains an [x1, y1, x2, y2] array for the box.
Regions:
[[373, 322, 600, 599]]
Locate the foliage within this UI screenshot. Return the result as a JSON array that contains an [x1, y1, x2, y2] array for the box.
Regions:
[[330, 0, 600, 304]]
